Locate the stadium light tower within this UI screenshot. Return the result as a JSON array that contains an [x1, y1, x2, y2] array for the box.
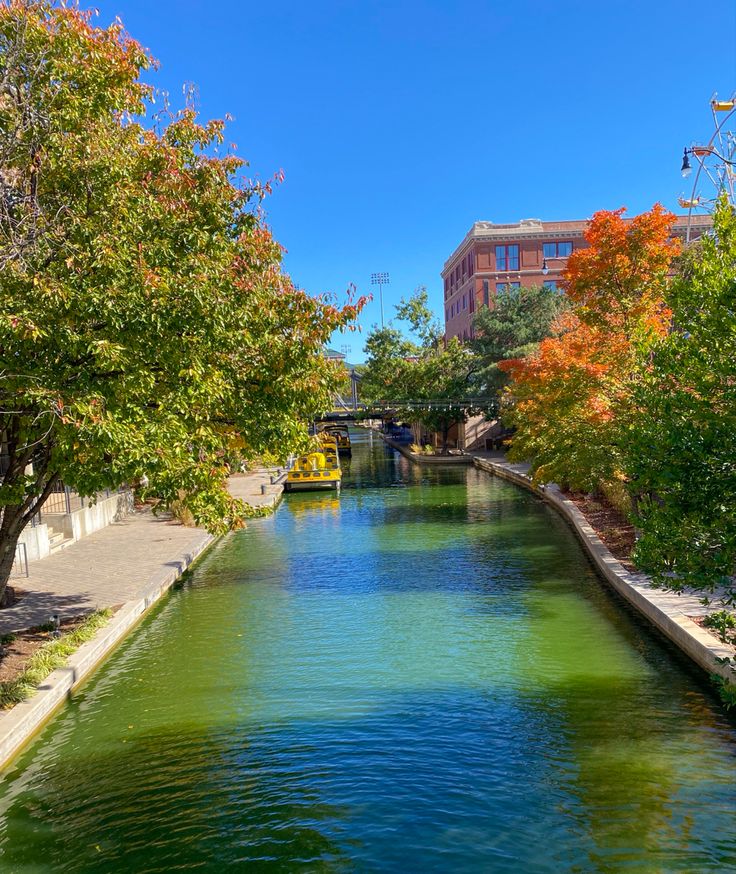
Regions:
[[370, 272, 390, 327]]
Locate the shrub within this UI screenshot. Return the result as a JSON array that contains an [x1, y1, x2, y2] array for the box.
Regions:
[[0, 610, 112, 709], [703, 610, 736, 644]]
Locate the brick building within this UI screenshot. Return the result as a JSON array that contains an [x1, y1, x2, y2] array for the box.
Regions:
[[442, 215, 712, 341]]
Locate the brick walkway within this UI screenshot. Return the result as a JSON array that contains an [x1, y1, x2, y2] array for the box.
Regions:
[[0, 470, 283, 635]]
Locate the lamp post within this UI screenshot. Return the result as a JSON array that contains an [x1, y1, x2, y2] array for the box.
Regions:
[[678, 94, 736, 242], [371, 272, 390, 327]]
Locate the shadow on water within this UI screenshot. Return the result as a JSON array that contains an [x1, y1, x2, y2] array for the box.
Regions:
[[0, 427, 735, 872], [1, 684, 734, 873]]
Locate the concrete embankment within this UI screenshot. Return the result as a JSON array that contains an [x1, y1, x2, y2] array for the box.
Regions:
[[473, 455, 736, 686], [0, 470, 284, 770], [381, 430, 735, 689]]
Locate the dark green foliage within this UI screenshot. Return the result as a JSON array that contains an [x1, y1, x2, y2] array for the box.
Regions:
[[703, 610, 736, 644], [628, 199, 736, 595], [470, 284, 568, 415]]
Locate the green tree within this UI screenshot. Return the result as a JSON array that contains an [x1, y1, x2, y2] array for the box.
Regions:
[[628, 198, 736, 594], [0, 1, 361, 600], [394, 285, 442, 350], [359, 326, 416, 403], [401, 338, 484, 454], [361, 288, 489, 452], [470, 284, 568, 415]]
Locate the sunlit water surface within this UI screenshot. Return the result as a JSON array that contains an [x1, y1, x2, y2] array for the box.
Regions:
[[0, 430, 735, 872]]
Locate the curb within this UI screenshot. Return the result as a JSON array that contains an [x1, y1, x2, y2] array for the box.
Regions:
[[473, 457, 736, 685], [0, 475, 286, 771], [0, 530, 215, 770]]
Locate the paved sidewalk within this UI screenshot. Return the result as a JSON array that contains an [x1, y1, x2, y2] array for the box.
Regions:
[[1, 469, 283, 635]]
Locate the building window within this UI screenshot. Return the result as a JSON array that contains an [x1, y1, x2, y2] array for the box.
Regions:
[[445, 307, 449, 321], [469, 294, 475, 314], [543, 241, 573, 259], [495, 244, 519, 271], [468, 251, 474, 276], [496, 282, 521, 293], [483, 280, 490, 307], [462, 294, 467, 310], [543, 280, 558, 290]]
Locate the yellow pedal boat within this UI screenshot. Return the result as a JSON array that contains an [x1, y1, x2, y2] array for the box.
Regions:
[[284, 440, 342, 492], [318, 424, 352, 456]]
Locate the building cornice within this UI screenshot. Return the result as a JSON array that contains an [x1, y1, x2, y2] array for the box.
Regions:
[[441, 214, 714, 276]]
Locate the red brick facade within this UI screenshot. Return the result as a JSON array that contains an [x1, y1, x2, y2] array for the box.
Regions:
[[442, 215, 712, 341]]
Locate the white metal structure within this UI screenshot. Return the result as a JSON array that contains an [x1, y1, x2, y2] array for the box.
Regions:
[[680, 93, 736, 241]]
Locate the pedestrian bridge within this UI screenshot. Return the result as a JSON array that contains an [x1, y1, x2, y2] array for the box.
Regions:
[[320, 395, 489, 421]]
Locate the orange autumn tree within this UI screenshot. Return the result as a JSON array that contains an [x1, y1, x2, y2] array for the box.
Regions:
[[500, 205, 680, 493]]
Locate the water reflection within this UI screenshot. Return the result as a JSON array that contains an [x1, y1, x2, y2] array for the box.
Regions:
[[0, 427, 734, 872]]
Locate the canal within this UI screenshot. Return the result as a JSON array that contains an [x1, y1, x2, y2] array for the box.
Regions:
[[0, 429, 735, 871]]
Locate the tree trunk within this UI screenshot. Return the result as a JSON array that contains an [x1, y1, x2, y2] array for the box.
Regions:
[[0, 520, 23, 607], [441, 422, 449, 455], [0, 470, 59, 604]]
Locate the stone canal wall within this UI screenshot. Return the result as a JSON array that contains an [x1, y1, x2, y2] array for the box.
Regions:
[[380, 431, 736, 688], [0, 471, 285, 771], [471, 456, 736, 686]]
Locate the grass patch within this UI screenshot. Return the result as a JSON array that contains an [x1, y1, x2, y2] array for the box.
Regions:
[[0, 609, 112, 710]]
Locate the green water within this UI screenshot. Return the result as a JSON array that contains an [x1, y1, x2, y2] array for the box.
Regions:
[[0, 430, 735, 872]]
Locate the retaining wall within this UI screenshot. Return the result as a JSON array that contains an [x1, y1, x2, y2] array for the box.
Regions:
[[19, 490, 135, 564], [0, 477, 284, 771], [473, 457, 736, 686]]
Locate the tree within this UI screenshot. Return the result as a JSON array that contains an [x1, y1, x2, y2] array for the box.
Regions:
[[361, 288, 489, 452], [627, 198, 736, 593], [401, 337, 483, 454], [501, 206, 679, 492], [0, 1, 362, 600], [359, 325, 416, 404], [470, 284, 568, 415], [394, 285, 442, 350]]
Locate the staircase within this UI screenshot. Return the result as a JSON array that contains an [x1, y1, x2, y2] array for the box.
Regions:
[[46, 520, 74, 555]]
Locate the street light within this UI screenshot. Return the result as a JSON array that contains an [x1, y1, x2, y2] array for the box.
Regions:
[[681, 148, 692, 178], [682, 145, 736, 169], [371, 272, 389, 327]]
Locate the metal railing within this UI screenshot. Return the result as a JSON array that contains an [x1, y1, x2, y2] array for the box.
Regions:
[[30, 484, 119, 526], [11, 542, 28, 579]]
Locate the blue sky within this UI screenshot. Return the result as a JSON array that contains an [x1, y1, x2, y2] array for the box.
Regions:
[[94, 0, 736, 361]]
